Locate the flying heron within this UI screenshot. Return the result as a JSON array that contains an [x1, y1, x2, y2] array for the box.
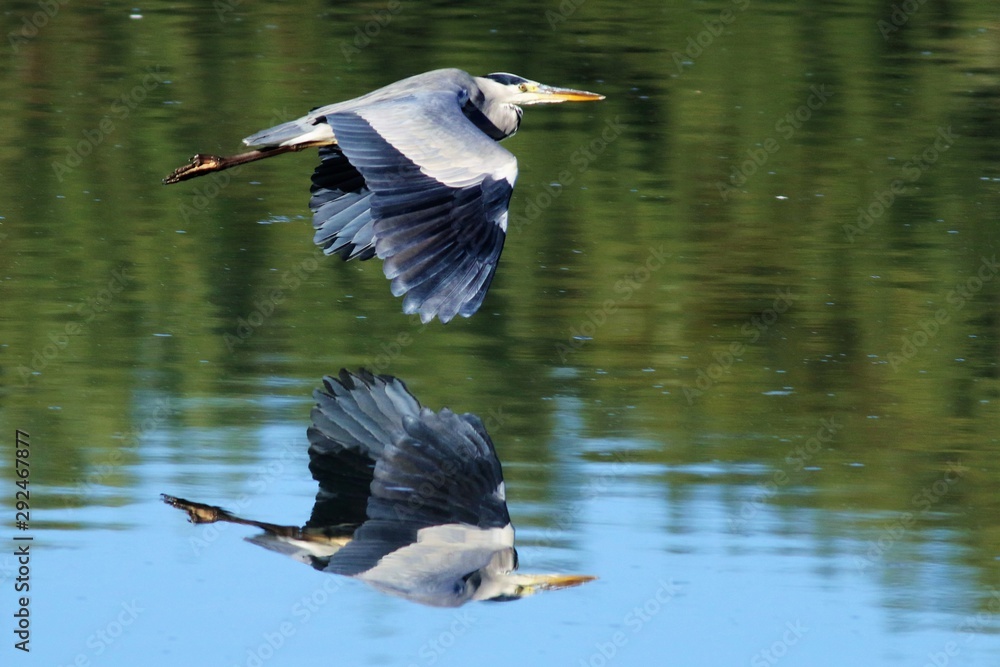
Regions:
[[162, 369, 595, 606], [163, 69, 604, 323]]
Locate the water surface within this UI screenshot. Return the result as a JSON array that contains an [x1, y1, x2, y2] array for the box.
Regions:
[[1, 1, 999, 665]]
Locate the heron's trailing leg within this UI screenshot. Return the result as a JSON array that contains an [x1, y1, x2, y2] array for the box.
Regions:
[[161, 493, 303, 538], [162, 141, 331, 185]]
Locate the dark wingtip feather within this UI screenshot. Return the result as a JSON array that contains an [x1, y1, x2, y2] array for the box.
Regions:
[[310, 146, 377, 261], [323, 112, 513, 324]]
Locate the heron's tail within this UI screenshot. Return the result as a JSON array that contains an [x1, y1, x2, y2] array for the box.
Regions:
[[243, 118, 334, 148]]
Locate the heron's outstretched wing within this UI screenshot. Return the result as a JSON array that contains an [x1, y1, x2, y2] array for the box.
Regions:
[[309, 147, 376, 261], [314, 91, 516, 323], [323, 407, 511, 580]]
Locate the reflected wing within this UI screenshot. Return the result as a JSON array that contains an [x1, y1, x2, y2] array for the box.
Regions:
[[305, 370, 421, 530], [324, 407, 511, 580], [315, 92, 515, 323]]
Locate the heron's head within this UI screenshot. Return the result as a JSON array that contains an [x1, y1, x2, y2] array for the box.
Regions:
[[473, 571, 597, 602], [479, 73, 605, 106]]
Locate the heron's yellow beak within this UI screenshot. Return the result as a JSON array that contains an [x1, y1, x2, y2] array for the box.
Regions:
[[518, 84, 606, 105]]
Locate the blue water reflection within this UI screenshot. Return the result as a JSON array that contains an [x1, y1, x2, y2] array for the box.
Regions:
[[3, 0, 1000, 665], [26, 420, 998, 666], [162, 371, 596, 608]]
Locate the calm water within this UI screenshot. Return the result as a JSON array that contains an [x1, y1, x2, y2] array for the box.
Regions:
[[2, 1, 999, 665]]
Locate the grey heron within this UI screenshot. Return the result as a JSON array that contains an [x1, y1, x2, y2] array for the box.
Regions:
[[163, 69, 604, 323], [162, 369, 595, 606]]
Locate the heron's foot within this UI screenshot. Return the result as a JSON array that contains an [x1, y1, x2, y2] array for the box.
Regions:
[[161, 493, 228, 524], [162, 154, 223, 184]]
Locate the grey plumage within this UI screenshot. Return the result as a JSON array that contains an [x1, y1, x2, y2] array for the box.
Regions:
[[162, 369, 595, 607], [165, 68, 604, 323]]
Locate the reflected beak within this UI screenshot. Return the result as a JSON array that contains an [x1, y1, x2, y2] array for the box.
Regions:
[[521, 84, 606, 105], [518, 573, 598, 593]]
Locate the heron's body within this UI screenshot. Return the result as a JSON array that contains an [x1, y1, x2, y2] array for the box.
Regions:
[[163, 370, 594, 606], [164, 69, 603, 323], [244, 69, 525, 148]]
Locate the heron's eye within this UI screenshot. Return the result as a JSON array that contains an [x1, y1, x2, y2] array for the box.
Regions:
[[518, 83, 528, 92]]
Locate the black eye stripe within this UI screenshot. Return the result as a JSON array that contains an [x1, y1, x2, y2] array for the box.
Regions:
[[484, 73, 529, 86]]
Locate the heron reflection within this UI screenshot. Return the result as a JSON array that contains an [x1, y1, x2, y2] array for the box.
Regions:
[[163, 69, 604, 323], [163, 370, 594, 606]]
